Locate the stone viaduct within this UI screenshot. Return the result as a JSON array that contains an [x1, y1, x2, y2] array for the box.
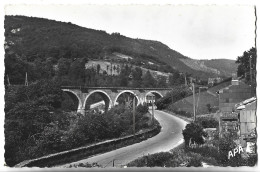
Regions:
[[61, 86, 172, 114]]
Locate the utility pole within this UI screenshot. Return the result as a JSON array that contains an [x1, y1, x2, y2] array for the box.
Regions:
[[196, 87, 201, 115], [192, 83, 196, 122], [133, 97, 136, 136], [249, 55, 252, 85], [151, 95, 155, 125], [184, 73, 187, 86], [25, 72, 28, 86], [171, 89, 173, 103], [7, 74, 10, 86]]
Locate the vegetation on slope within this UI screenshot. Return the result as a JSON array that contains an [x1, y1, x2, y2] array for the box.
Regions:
[[5, 15, 232, 85], [201, 59, 238, 77], [4, 80, 152, 167]]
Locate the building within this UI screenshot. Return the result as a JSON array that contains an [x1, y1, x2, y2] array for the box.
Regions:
[[208, 77, 223, 86], [235, 97, 256, 156], [217, 79, 256, 157], [217, 79, 253, 138]]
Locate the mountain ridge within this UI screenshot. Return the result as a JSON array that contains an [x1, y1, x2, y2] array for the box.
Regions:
[[5, 15, 237, 80]]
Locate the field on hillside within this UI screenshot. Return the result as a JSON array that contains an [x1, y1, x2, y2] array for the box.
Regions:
[[179, 58, 220, 75], [170, 80, 231, 115], [86, 60, 170, 78]]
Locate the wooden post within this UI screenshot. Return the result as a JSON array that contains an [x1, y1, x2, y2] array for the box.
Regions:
[[133, 97, 136, 136]]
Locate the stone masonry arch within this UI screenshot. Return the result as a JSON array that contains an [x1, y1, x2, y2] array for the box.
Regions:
[[145, 91, 163, 103], [62, 89, 83, 113], [114, 90, 140, 106], [83, 90, 113, 112]]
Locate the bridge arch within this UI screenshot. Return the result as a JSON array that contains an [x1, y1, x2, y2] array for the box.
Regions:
[[62, 89, 82, 112], [114, 90, 140, 106], [83, 90, 112, 112], [145, 91, 163, 104]]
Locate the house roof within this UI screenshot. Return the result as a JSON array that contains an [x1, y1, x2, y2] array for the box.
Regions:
[[235, 97, 256, 110]]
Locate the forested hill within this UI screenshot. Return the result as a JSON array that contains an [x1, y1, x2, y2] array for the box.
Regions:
[[5, 15, 236, 83]]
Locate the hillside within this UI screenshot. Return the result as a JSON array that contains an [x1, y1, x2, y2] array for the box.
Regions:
[[5, 15, 236, 82], [200, 59, 238, 77], [169, 79, 232, 115]]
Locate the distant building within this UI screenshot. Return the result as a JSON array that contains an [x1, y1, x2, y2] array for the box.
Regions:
[[146, 92, 155, 105], [208, 77, 223, 86], [151, 71, 170, 84]]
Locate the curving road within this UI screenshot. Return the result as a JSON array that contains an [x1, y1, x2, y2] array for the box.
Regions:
[[62, 110, 187, 168]]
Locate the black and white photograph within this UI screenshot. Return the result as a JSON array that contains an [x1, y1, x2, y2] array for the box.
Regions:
[[1, 0, 259, 170]]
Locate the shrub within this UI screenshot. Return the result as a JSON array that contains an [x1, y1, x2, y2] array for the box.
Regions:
[[136, 104, 149, 114], [206, 103, 212, 113], [182, 122, 207, 147], [187, 145, 219, 161], [146, 152, 173, 167], [196, 117, 218, 128], [187, 157, 202, 167], [128, 152, 173, 167]]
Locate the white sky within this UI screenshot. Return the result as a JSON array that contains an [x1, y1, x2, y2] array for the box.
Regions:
[[4, 4, 256, 60]]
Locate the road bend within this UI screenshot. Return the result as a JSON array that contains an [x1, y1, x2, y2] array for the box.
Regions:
[[62, 110, 187, 168]]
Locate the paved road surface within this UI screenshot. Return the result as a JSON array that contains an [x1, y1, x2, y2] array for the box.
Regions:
[[62, 110, 187, 168]]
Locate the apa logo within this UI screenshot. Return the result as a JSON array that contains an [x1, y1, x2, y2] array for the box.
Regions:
[[228, 146, 244, 159]]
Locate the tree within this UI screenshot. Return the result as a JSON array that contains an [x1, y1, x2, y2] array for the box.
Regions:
[[69, 58, 88, 85], [142, 70, 157, 88], [169, 71, 184, 86], [5, 80, 63, 166], [182, 122, 207, 147], [118, 65, 131, 87], [110, 64, 113, 75], [57, 58, 71, 76], [113, 65, 116, 73], [106, 65, 109, 73], [96, 64, 101, 74], [236, 47, 256, 83], [132, 67, 143, 87], [157, 76, 167, 88]]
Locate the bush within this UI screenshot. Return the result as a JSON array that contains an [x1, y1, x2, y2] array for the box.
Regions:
[[146, 152, 173, 167], [128, 144, 204, 167], [187, 145, 219, 161], [136, 104, 149, 114], [196, 117, 218, 128], [182, 122, 207, 147], [187, 157, 202, 167], [128, 152, 173, 167]]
